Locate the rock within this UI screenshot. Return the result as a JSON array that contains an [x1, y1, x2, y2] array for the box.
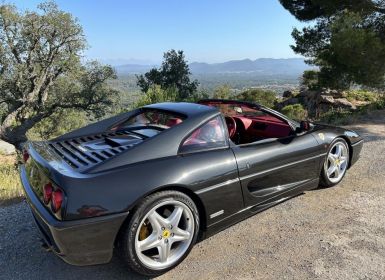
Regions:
[[324, 89, 344, 98], [0, 140, 16, 155], [318, 95, 335, 104], [275, 97, 299, 110], [282, 90, 293, 98], [334, 98, 357, 110], [275, 88, 357, 117]]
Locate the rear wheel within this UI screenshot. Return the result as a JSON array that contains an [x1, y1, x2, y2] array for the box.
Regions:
[[320, 138, 349, 187], [118, 191, 199, 276]]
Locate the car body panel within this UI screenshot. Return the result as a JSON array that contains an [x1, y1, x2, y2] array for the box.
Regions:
[[231, 132, 321, 207], [19, 100, 363, 267]]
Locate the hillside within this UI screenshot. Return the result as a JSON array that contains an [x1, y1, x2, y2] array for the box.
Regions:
[[113, 58, 313, 93], [114, 58, 313, 76]]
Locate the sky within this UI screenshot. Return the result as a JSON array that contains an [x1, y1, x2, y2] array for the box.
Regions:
[[10, 0, 306, 64]]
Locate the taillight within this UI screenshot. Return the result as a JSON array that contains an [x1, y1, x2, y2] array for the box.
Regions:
[[43, 183, 53, 204], [23, 150, 29, 162], [51, 188, 64, 213]]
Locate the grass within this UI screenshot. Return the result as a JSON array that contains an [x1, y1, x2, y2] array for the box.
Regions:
[[344, 89, 378, 103], [0, 155, 23, 207]]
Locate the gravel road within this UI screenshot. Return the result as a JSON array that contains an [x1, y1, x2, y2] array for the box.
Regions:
[[1, 111, 384, 280]]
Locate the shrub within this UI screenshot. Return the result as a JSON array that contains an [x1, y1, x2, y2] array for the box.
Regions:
[[213, 85, 232, 99], [345, 90, 378, 102], [281, 104, 308, 120], [301, 70, 320, 90], [318, 108, 354, 125], [0, 157, 23, 206], [28, 109, 89, 140], [133, 85, 178, 108], [235, 89, 277, 108]]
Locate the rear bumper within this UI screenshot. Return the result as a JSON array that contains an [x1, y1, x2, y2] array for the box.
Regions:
[[20, 165, 129, 266], [350, 139, 364, 167]]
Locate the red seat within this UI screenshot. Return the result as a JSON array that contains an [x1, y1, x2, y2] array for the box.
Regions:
[[166, 118, 182, 127]]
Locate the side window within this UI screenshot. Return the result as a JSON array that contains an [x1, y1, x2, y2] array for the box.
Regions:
[[180, 116, 227, 153]]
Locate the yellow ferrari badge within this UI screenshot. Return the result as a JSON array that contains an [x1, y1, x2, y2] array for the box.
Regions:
[[318, 133, 325, 140], [162, 229, 171, 239]]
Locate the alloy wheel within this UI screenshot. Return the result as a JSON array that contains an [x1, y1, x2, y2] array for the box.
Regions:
[[134, 200, 195, 270], [324, 141, 349, 183]]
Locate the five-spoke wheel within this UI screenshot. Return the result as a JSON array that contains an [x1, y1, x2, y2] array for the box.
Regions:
[[320, 138, 350, 187], [118, 191, 199, 276], [135, 201, 194, 270]]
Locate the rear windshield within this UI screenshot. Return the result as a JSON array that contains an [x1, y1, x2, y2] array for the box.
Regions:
[[114, 109, 186, 130]]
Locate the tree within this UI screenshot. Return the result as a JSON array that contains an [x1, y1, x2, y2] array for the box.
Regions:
[[213, 84, 232, 99], [0, 2, 118, 150], [280, 0, 385, 89], [235, 89, 277, 108], [133, 85, 178, 108], [281, 104, 308, 120], [28, 109, 88, 140], [301, 70, 320, 90], [137, 50, 199, 100]]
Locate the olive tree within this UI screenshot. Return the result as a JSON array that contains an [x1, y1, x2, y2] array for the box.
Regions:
[[0, 2, 118, 150]]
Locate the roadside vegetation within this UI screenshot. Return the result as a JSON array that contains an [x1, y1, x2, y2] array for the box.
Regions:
[[0, 153, 22, 206]]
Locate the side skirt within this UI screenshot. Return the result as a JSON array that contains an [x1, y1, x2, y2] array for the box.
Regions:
[[200, 177, 319, 240]]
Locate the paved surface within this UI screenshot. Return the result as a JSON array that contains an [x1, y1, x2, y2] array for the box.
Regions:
[[1, 110, 384, 280]]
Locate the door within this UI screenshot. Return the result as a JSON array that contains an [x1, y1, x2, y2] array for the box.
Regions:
[[231, 132, 321, 207]]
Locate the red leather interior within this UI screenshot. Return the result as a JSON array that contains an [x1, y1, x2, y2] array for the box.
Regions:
[[235, 116, 291, 139], [225, 117, 237, 138], [183, 118, 223, 146], [198, 100, 292, 143], [166, 118, 182, 127]]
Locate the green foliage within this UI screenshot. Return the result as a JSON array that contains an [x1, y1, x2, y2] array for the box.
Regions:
[[133, 85, 179, 108], [235, 89, 277, 108], [0, 2, 118, 149], [184, 88, 210, 103], [301, 70, 320, 90], [0, 157, 22, 205], [281, 0, 385, 89], [213, 84, 232, 99], [319, 108, 354, 125], [345, 90, 378, 102], [137, 50, 199, 100], [281, 104, 308, 120], [28, 109, 88, 140]]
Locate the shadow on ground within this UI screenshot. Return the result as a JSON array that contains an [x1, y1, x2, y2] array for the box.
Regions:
[[0, 203, 151, 280]]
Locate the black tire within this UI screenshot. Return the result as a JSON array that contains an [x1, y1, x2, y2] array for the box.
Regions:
[[320, 138, 350, 188], [117, 190, 199, 277]]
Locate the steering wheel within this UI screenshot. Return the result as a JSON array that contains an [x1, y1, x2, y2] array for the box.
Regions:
[[225, 116, 237, 139]]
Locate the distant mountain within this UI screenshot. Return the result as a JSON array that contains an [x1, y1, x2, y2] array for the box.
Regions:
[[189, 58, 311, 76], [114, 64, 156, 74], [114, 58, 312, 77]]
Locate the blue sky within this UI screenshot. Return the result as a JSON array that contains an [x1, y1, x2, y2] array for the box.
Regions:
[[11, 0, 305, 64]]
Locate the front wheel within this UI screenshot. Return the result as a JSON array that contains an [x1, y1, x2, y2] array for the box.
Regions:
[[320, 138, 350, 187], [118, 191, 199, 276]]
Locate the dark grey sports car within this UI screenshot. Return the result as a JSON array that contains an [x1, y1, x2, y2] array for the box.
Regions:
[[20, 99, 363, 276]]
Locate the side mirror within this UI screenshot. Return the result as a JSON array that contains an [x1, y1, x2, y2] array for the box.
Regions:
[[296, 120, 311, 133]]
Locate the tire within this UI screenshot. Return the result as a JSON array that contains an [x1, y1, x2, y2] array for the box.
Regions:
[[117, 190, 199, 277], [320, 138, 350, 188]]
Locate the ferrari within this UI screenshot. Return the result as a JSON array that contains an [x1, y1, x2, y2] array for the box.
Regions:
[[20, 99, 363, 276]]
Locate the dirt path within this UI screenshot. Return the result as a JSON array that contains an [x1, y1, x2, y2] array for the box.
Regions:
[[1, 110, 384, 280]]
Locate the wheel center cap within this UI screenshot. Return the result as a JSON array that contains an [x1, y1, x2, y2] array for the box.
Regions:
[[162, 229, 171, 239]]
